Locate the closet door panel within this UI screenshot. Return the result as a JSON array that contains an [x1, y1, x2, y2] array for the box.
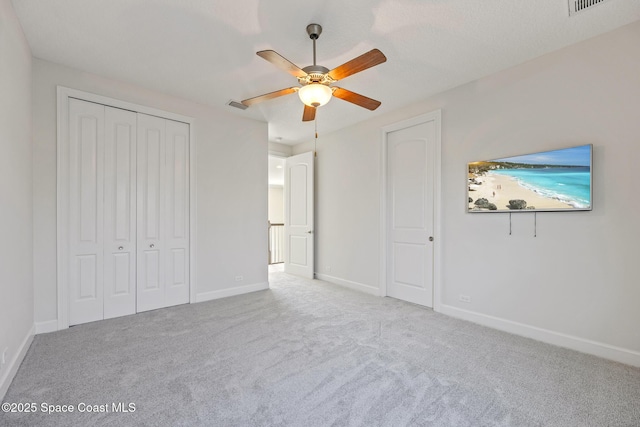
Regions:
[[165, 120, 190, 305], [69, 99, 105, 326], [137, 113, 166, 312], [104, 107, 137, 319]]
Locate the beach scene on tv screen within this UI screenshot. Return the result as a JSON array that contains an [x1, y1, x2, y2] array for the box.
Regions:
[[468, 145, 592, 212]]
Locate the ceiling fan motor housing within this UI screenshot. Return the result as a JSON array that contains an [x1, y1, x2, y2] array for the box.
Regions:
[[299, 65, 333, 86]]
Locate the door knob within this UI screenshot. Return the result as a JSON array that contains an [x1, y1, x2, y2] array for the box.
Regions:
[[118, 246, 124, 250], [150, 244, 155, 248], [429, 236, 434, 242], [307, 230, 313, 234]]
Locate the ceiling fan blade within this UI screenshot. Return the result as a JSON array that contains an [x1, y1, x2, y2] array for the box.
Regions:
[[257, 50, 308, 78], [302, 105, 316, 122], [327, 49, 387, 81], [241, 87, 298, 107], [332, 88, 381, 111]]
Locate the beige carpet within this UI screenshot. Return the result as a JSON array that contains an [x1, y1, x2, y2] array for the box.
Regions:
[[2, 270, 639, 426]]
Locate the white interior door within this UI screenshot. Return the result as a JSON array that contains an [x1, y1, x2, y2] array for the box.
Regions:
[[284, 151, 314, 278], [164, 119, 190, 306], [137, 113, 166, 312], [137, 114, 190, 312], [103, 106, 137, 319], [386, 121, 435, 307], [69, 99, 105, 325]]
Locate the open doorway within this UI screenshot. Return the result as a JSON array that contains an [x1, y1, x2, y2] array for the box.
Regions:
[[268, 151, 315, 278], [268, 156, 285, 272]]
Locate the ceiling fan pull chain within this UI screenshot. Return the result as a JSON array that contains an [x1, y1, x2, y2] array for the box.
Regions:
[[314, 116, 318, 157]]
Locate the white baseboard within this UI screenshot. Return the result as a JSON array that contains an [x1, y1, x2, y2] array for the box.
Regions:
[[439, 304, 640, 367], [35, 320, 59, 334], [0, 324, 35, 401], [195, 282, 270, 303], [35, 283, 273, 331], [315, 273, 380, 296]]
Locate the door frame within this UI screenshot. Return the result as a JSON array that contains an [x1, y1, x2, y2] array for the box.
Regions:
[[56, 86, 197, 330], [267, 154, 287, 267], [379, 110, 442, 311]]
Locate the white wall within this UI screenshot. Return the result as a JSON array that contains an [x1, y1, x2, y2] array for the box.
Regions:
[[33, 59, 269, 325], [294, 22, 640, 364], [0, 0, 34, 398], [268, 187, 284, 223], [295, 125, 381, 289]]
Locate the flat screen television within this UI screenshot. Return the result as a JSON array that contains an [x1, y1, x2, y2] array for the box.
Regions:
[[468, 144, 592, 212]]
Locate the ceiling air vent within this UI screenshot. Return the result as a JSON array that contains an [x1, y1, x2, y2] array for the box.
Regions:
[[569, 0, 611, 16], [227, 100, 248, 110]]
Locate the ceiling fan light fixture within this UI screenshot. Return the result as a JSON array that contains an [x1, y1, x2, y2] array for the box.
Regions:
[[298, 83, 332, 108]]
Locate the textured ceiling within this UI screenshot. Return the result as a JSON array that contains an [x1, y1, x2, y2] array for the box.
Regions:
[[12, 0, 640, 145]]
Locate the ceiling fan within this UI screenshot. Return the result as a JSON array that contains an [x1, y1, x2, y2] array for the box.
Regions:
[[241, 24, 387, 122]]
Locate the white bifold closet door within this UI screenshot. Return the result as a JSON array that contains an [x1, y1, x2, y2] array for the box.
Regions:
[[103, 107, 138, 319], [68, 99, 189, 326], [136, 114, 190, 313], [69, 99, 106, 325]]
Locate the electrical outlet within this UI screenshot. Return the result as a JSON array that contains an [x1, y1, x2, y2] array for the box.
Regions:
[[234, 276, 243, 282], [1, 348, 7, 366], [459, 295, 472, 303], [325, 266, 331, 272]]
